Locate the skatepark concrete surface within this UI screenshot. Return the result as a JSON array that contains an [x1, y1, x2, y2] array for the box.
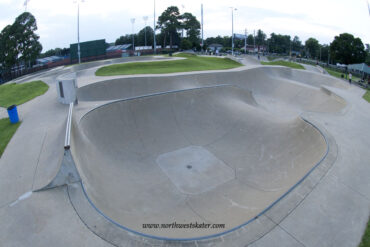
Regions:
[[0, 107, 7, 119], [0, 55, 369, 246]]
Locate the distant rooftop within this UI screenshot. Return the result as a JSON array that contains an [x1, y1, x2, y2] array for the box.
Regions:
[[107, 44, 132, 52]]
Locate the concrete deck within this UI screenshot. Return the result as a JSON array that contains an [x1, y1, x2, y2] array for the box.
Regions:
[[0, 55, 369, 246]]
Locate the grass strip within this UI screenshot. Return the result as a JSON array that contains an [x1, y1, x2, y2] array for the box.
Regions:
[[0, 81, 49, 108]]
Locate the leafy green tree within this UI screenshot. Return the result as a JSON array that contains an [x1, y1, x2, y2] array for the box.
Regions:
[[267, 33, 290, 54], [157, 6, 181, 49], [330, 33, 366, 64], [247, 34, 254, 46], [0, 25, 18, 71], [255, 29, 266, 51], [320, 44, 330, 63], [12, 12, 42, 67], [115, 34, 137, 46], [181, 12, 200, 46], [0, 12, 42, 70], [39, 48, 70, 58], [180, 38, 192, 50], [305, 38, 320, 59], [137, 26, 154, 46], [291, 36, 302, 52], [206, 36, 224, 46]]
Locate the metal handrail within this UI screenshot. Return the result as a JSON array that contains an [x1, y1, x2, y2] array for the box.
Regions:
[[64, 102, 74, 149]]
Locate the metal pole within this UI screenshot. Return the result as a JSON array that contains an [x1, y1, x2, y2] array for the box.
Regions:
[[201, 4, 204, 51], [244, 29, 247, 54], [131, 18, 135, 55], [253, 30, 255, 54], [181, 5, 185, 38], [153, 0, 156, 54], [143, 16, 148, 47], [231, 8, 234, 56], [77, 2, 81, 64]]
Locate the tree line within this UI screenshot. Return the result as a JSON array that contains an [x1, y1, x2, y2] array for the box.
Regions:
[[115, 6, 200, 51], [1, 7, 369, 76], [114, 5, 369, 65], [205, 30, 368, 65]]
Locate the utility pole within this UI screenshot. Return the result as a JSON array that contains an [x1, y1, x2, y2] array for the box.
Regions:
[[131, 18, 135, 55], [201, 4, 204, 52], [253, 30, 256, 54], [143, 16, 148, 47], [244, 29, 247, 54], [74, 0, 84, 64], [24, 0, 29, 12], [77, 3, 80, 63], [153, 0, 156, 54], [230, 7, 237, 56]]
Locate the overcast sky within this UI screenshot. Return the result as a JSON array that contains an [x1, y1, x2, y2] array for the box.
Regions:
[[0, 0, 369, 52]]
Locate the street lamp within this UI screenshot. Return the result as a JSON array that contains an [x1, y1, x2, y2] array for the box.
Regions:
[[143, 16, 148, 47], [230, 7, 237, 56], [153, 0, 156, 54], [201, 3, 204, 52], [74, 0, 84, 64], [244, 29, 247, 54], [131, 18, 135, 55], [253, 29, 256, 54]]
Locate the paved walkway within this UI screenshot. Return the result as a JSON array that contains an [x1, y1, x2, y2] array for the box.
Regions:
[[0, 56, 368, 246], [0, 107, 7, 119]]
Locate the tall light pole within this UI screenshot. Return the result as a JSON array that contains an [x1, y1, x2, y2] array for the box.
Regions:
[[143, 16, 148, 47], [153, 0, 156, 54], [230, 7, 237, 56], [244, 29, 247, 54], [181, 5, 185, 38], [24, 0, 29, 12], [253, 29, 256, 54], [131, 18, 135, 55], [201, 4, 204, 52], [74, 0, 84, 64]]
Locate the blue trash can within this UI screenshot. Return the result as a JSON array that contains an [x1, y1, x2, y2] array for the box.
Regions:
[[7, 105, 19, 124]]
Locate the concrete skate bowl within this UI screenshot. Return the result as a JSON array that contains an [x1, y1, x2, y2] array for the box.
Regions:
[[77, 66, 347, 117], [70, 83, 334, 240]]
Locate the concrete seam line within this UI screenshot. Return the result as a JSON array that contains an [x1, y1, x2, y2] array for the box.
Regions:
[[31, 131, 48, 190], [66, 185, 119, 247]]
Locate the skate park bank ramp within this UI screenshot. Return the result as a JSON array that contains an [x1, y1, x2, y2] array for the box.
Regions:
[[66, 64, 348, 240], [77, 66, 347, 117]]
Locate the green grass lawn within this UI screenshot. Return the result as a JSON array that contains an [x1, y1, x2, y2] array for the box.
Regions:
[[0, 118, 21, 157], [363, 90, 370, 103], [359, 217, 370, 247], [95, 53, 242, 76], [260, 60, 305, 70], [325, 68, 361, 81], [0, 80, 49, 108]]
